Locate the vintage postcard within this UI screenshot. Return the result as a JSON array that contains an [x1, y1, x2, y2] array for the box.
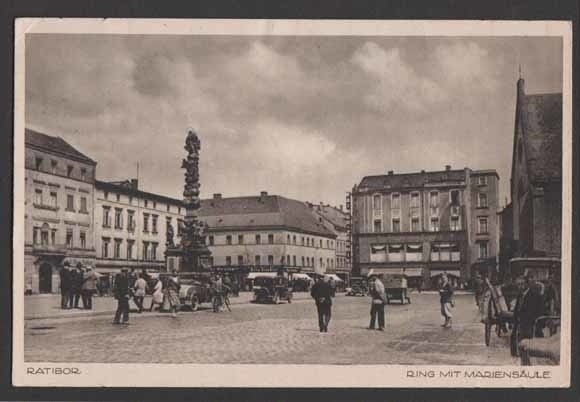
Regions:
[[12, 18, 572, 387]]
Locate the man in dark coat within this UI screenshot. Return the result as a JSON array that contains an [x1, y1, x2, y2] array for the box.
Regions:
[[310, 275, 333, 333], [59, 263, 71, 309], [113, 269, 131, 324], [510, 275, 545, 356], [69, 265, 83, 309]]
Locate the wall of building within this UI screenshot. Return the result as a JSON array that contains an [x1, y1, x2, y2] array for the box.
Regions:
[[532, 182, 562, 257]]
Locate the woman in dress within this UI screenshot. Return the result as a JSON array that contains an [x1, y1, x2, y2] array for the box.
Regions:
[[149, 276, 163, 312], [165, 271, 181, 318]]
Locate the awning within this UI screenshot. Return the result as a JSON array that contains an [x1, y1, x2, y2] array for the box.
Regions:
[[371, 245, 387, 252], [402, 268, 423, 277], [430, 270, 461, 278], [291, 273, 314, 281], [247, 272, 280, 280], [325, 274, 343, 282]]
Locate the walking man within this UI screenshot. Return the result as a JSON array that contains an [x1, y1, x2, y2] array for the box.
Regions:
[[165, 270, 181, 318], [310, 274, 333, 333], [439, 274, 454, 328], [133, 273, 147, 313], [368, 275, 386, 331], [113, 268, 131, 325]]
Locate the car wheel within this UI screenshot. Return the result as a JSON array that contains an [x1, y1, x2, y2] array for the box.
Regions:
[[273, 293, 280, 304], [191, 295, 199, 311]]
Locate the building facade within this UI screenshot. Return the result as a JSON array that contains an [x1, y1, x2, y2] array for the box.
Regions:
[[351, 166, 499, 288], [24, 129, 97, 293], [198, 192, 337, 281], [309, 202, 352, 281], [93, 179, 185, 274]]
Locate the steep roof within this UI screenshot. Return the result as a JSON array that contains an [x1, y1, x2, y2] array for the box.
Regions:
[[310, 203, 348, 230], [199, 195, 336, 238], [520, 92, 562, 182], [25, 128, 96, 165], [358, 169, 467, 190]]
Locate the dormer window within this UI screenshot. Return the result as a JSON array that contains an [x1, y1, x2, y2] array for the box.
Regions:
[[67, 165, 73, 178], [51, 160, 57, 174], [35, 157, 43, 170]]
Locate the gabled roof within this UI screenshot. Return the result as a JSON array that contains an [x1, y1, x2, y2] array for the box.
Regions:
[[25, 128, 96, 165], [309, 203, 348, 230], [519, 92, 562, 182], [199, 195, 336, 238]]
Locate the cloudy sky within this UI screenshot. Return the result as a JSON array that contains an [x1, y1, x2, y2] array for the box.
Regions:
[[25, 34, 562, 207]]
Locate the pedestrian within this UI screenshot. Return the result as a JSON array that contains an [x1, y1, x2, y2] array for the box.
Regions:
[[165, 270, 181, 318], [133, 274, 147, 313], [310, 274, 333, 333], [149, 276, 163, 312], [439, 274, 454, 328], [113, 268, 131, 325], [70, 264, 83, 309], [474, 272, 484, 308], [81, 267, 98, 309], [59, 263, 71, 309], [129, 268, 137, 288], [368, 275, 386, 331], [511, 274, 545, 355]]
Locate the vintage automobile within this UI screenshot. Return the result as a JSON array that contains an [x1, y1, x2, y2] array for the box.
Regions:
[[345, 277, 367, 296], [383, 274, 411, 304], [252, 275, 293, 304]]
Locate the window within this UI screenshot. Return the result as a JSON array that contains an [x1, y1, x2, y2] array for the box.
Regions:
[[80, 168, 86, 181], [151, 242, 158, 260], [66, 194, 74, 211], [430, 217, 440, 232], [410, 192, 420, 208], [326, 240, 330, 248], [301, 256, 305, 266], [153, 201, 157, 209], [127, 210, 135, 232], [391, 193, 400, 209], [370, 244, 387, 262], [51, 160, 57, 174], [226, 235, 232, 245], [319, 239, 323, 248], [429, 191, 438, 207], [80, 231, 86, 249], [177, 219, 183, 236], [238, 234, 244, 244], [114, 239, 122, 259], [287, 234, 291, 243], [152, 215, 158, 233], [208, 256, 214, 266], [411, 218, 420, 232], [114, 208, 123, 229], [116, 193, 120, 202], [373, 194, 381, 210], [66, 229, 73, 248], [293, 256, 297, 266], [478, 193, 488, 208], [35, 157, 43, 170], [67, 165, 73, 178], [80, 196, 87, 213], [268, 234, 274, 244], [255, 234, 261, 244], [388, 244, 403, 262], [238, 255, 244, 265], [293, 235, 296, 245], [127, 240, 134, 260], [34, 189, 42, 205], [102, 237, 110, 258], [319, 258, 323, 267], [226, 256, 232, 266], [450, 216, 461, 231], [301, 237, 305, 246], [450, 190, 460, 205], [287, 255, 290, 265], [166, 204, 170, 212], [268, 255, 274, 265], [392, 218, 400, 233], [255, 255, 261, 266], [51, 229, 56, 245], [479, 241, 489, 259], [478, 217, 488, 234], [178, 206, 181, 214], [143, 213, 149, 232], [50, 192, 57, 208], [478, 176, 488, 186], [144, 200, 148, 208], [142, 242, 149, 260], [209, 236, 214, 246]]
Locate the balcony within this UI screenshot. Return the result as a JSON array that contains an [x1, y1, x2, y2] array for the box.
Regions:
[[33, 243, 67, 256], [33, 203, 59, 212]]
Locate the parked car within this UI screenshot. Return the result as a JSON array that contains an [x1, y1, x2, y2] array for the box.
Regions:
[[252, 275, 293, 304], [346, 277, 367, 296]]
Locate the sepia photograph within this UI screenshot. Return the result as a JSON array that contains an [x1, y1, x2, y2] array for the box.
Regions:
[[12, 19, 572, 387]]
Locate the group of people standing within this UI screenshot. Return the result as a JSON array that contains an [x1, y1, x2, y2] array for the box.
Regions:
[[59, 262, 99, 310]]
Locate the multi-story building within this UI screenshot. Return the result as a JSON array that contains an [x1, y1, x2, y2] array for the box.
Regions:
[[500, 78, 562, 278], [308, 202, 352, 282], [351, 166, 499, 288], [93, 179, 185, 274], [24, 128, 97, 293], [198, 192, 337, 282]]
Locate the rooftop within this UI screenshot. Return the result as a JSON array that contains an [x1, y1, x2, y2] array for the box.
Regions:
[[25, 128, 97, 165]]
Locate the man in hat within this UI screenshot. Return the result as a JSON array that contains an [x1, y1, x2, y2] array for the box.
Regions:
[[439, 274, 454, 328], [59, 262, 72, 309], [310, 274, 333, 333], [82, 267, 98, 310], [113, 268, 131, 324], [70, 263, 83, 309], [368, 274, 386, 331]]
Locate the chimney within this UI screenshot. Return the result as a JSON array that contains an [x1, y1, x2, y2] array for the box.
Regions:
[[259, 191, 268, 202], [420, 170, 425, 174], [388, 170, 394, 175], [130, 178, 138, 190], [445, 165, 451, 171], [339, 204, 343, 211], [213, 193, 222, 200]]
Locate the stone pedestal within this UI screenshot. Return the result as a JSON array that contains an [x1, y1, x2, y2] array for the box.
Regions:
[[165, 244, 211, 272]]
